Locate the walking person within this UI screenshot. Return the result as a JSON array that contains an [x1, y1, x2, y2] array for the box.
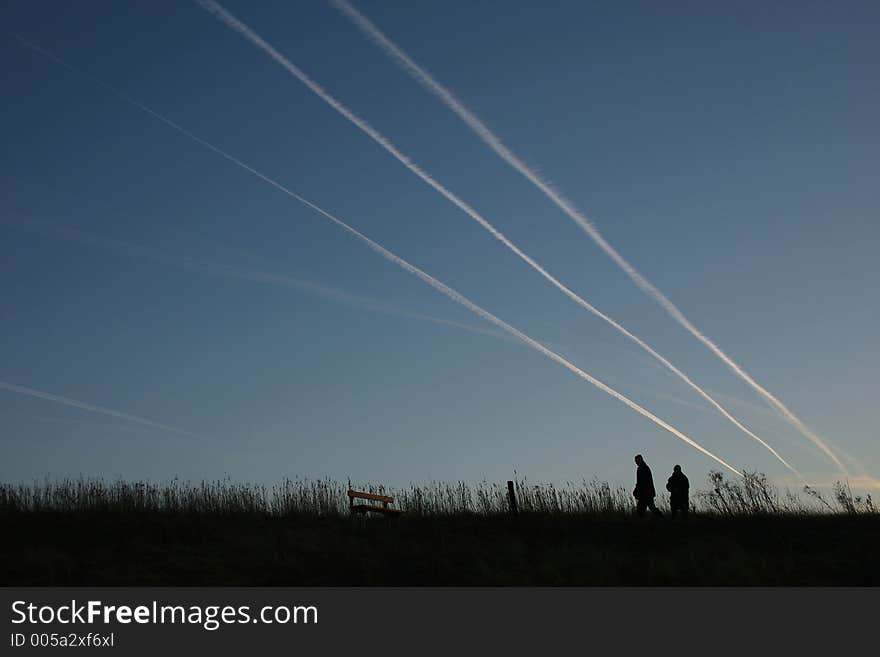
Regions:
[[633, 454, 663, 517], [666, 465, 690, 518]]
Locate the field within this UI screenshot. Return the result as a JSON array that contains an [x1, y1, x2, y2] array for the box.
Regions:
[[2, 473, 878, 585]]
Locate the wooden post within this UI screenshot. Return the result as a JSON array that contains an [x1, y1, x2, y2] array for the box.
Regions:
[[507, 480, 519, 516]]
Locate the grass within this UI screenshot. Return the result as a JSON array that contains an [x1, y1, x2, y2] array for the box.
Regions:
[[3, 471, 874, 516], [1, 472, 878, 585]]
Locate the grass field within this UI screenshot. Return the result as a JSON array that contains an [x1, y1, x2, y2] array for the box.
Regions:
[[2, 473, 878, 585]]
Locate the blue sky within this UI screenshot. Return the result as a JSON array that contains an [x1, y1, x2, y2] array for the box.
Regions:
[[2, 0, 878, 492]]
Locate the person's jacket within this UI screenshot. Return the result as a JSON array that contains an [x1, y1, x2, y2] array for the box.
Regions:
[[633, 463, 656, 500], [666, 472, 689, 501]]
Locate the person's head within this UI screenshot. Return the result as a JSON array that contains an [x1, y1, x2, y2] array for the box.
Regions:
[[673, 464, 682, 473], [634, 454, 644, 466]]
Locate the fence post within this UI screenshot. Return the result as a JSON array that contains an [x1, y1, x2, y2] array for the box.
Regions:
[[507, 480, 519, 516]]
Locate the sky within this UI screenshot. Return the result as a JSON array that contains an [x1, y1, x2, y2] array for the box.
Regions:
[[2, 0, 878, 493]]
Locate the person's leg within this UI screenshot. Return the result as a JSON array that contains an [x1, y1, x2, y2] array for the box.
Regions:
[[636, 499, 647, 516], [648, 499, 663, 517]]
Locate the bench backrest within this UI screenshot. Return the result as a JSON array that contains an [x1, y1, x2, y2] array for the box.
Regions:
[[347, 489, 394, 505]]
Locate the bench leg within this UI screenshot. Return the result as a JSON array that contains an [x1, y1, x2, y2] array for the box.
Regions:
[[350, 510, 367, 529]]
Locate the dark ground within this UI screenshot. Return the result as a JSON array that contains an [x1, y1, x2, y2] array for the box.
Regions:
[[3, 511, 879, 585]]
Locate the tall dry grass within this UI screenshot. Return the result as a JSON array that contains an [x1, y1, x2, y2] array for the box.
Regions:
[[0, 472, 874, 517], [697, 470, 876, 515]]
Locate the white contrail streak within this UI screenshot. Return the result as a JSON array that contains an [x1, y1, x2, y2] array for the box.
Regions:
[[329, 0, 848, 476], [0, 381, 198, 437], [192, 1, 796, 475], [330, 223, 745, 478], [1, 212, 513, 344], [9, 35, 741, 476]]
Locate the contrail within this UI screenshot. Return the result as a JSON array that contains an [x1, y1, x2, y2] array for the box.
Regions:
[[1, 212, 513, 344], [0, 381, 199, 437], [8, 36, 742, 476], [329, 222, 745, 478], [328, 0, 848, 476], [191, 1, 797, 475]]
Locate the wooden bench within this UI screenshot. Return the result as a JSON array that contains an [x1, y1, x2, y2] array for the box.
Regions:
[[347, 489, 403, 517]]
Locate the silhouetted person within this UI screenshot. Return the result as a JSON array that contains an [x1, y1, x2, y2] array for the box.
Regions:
[[666, 464, 689, 518], [633, 454, 663, 517]]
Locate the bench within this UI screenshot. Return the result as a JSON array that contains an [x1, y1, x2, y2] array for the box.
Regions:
[[347, 489, 403, 517]]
